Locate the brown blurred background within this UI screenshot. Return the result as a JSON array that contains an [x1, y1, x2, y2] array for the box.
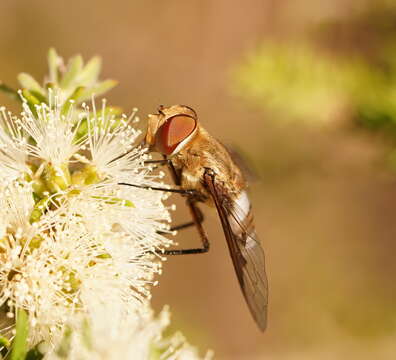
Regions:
[[2, 1, 396, 359]]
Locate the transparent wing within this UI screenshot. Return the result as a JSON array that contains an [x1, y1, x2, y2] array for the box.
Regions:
[[204, 172, 268, 331], [223, 143, 261, 183]]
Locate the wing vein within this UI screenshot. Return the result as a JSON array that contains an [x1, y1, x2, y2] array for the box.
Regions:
[[203, 171, 268, 331]]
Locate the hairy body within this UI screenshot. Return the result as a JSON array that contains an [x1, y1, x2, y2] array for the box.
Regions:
[[172, 125, 246, 204], [145, 105, 268, 331]]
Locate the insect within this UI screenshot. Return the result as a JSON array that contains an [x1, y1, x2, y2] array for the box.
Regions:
[[121, 105, 268, 331]]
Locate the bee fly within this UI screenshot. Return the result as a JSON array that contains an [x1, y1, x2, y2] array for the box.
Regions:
[[120, 105, 268, 331]]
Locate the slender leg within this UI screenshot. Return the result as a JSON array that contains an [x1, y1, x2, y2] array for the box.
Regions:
[[118, 157, 211, 255], [158, 205, 204, 233], [118, 182, 198, 197], [118, 180, 205, 231], [166, 157, 181, 186], [112, 156, 171, 169], [159, 158, 210, 255], [144, 159, 172, 166], [161, 199, 209, 255], [141, 159, 173, 171]]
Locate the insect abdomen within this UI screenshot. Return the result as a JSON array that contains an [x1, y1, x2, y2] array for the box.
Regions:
[[228, 190, 255, 242]]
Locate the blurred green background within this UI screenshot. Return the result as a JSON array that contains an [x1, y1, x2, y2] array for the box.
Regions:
[[2, 0, 396, 359]]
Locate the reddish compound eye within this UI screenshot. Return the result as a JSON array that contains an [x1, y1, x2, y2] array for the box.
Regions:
[[156, 115, 196, 155]]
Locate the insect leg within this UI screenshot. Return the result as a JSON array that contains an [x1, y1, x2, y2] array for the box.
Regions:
[[143, 159, 172, 166], [160, 199, 209, 255], [118, 182, 198, 197], [158, 205, 204, 233], [118, 181, 205, 233], [166, 157, 181, 185], [158, 158, 210, 255], [119, 158, 210, 255], [112, 154, 171, 169]]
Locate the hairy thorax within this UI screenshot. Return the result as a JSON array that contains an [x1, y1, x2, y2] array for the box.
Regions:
[[171, 126, 246, 205]]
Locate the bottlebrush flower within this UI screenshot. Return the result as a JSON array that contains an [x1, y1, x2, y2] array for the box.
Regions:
[[0, 95, 171, 346], [53, 306, 213, 360], [0, 49, 209, 360]]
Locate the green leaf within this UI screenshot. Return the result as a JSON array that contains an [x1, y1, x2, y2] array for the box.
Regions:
[[61, 86, 86, 115], [29, 91, 47, 105], [48, 48, 61, 84], [77, 79, 118, 102], [77, 56, 101, 86], [21, 89, 40, 105], [10, 309, 29, 360], [0, 82, 20, 101], [21, 89, 40, 118], [60, 55, 83, 89], [17, 73, 45, 97], [73, 117, 89, 142]]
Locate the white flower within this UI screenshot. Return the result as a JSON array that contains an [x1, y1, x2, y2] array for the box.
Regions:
[[0, 49, 208, 359], [19, 92, 83, 167], [0, 96, 174, 349], [50, 306, 213, 360], [0, 107, 30, 184]]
